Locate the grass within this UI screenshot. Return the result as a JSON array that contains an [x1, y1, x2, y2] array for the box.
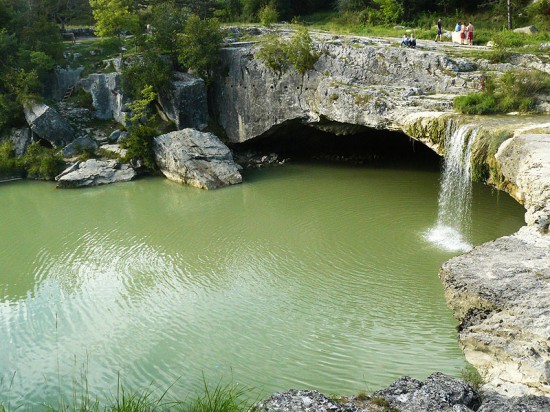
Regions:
[[460, 364, 484, 391], [1, 375, 255, 412]]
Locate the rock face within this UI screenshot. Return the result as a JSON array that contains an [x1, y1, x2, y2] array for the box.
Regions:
[[211, 35, 495, 143], [157, 72, 208, 130], [45, 67, 84, 101], [153, 129, 242, 189], [496, 133, 550, 231], [440, 226, 550, 397], [80, 73, 128, 124], [55, 159, 136, 188], [23, 102, 75, 148]]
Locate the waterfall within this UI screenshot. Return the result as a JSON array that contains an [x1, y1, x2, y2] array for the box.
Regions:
[[426, 124, 478, 252]]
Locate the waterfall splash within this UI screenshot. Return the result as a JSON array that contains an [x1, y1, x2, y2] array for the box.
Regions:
[[426, 124, 478, 252]]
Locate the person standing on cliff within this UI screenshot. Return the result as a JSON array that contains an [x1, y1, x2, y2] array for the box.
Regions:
[[435, 18, 443, 42], [467, 21, 474, 45]]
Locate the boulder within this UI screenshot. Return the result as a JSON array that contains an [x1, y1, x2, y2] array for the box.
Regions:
[[80, 73, 128, 125], [55, 159, 136, 188], [153, 129, 242, 189], [23, 102, 75, 148], [157, 72, 208, 130], [513, 26, 538, 35], [61, 136, 98, 158], [99, 143, 127, 158], [440, 226, 550, 397], [373, 373, 480, 411]]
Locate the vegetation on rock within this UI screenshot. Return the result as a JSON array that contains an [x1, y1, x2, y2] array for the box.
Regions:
[[454, 70, 550, 115]]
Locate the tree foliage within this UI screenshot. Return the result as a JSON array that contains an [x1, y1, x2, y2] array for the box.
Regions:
[[89, 0, 139, 37], [177, 14, 223, 82]]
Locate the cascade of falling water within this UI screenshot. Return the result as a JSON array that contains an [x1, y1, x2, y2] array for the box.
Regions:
[[426, 124, 478, 252]]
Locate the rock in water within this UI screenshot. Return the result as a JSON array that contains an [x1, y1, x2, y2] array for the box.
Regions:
[[153, 129, 242, 190], [55, 159, 136, 188], [23, 102, 75, 148]]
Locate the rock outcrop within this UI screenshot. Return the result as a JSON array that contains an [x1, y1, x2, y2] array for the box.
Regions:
[[45, 67, 84, 101], [55, 159, 136, 188], [153, 129, 242, 189], [440, 226, 550, 397], [211, 34, 487, 143], [496, 132, 550, 231], [80, 73, 128, 124], [157, 72, 208, 130], [23, 102, 75, 148]]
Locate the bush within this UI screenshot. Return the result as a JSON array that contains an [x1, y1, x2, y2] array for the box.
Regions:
[[490, 30, 527, 48], [257, 27, 319, 76], [22, 142, 66, 180], [121, 124, 157, 170], [454, 92, 497, 114], [121, 51, 172, 100], [454, 70, 550, 115], [259, 3, 278, 26], [0, 140, 23, 177]]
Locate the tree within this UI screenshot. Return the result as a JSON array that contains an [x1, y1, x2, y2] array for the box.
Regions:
[[177, 14, 223, 82], [89, 0, 139, 37], [149, 2, 187, 56]]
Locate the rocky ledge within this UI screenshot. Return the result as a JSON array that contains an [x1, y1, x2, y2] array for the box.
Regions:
[[252, 372, 550, 411], [55, 159, 137, 188]]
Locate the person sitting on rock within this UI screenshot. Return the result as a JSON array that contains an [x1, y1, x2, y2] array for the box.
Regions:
[[409, 33, 417, 48], [455, 21, 461, 31], [400, 33, 410, 47]]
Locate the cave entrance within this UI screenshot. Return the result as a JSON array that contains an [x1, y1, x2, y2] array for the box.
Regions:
[[232, 122, 441, 170]]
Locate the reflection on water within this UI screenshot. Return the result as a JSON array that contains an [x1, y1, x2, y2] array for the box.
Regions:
[[0, 162, 524, 407]]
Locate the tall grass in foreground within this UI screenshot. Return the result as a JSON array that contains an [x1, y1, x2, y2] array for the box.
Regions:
[[0, 376, 255, 412]]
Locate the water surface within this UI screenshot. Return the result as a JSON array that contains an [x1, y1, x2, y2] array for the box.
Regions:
[[0, 161, 524, 406]]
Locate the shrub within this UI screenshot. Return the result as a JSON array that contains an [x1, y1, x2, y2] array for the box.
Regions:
[[454, 70, 550, 115], [461, 364, 484, 391], [257, 27, 319, 76], [0, 140, 23, 177], [22, 142, 66, 180], [454, 92, 497, 115], [121, 51, 172, 100], [121, 124, 157, 170], [259, 2, 278, 26]]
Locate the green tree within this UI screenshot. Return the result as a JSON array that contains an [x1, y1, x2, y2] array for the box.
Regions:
[[259, 2, 279, 26], [149, 2, 187, 56], [89, 0, 139, 37], [121, 50, 172, 99], [177, 14, 223, 82]]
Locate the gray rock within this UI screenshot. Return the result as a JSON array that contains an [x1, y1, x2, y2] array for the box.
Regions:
[[252, 390, 343, 412], [99, 143, 126, 158], [513, 26, 538, 35], [1, 128, 32, 157], [157, 72, 208, 130], [540, 43, 550, 51], [373, 373, 480, 412], [61, 136, 98, 158], [478, 394, 550, 411], [45, 67, 84, 101], [495, 134, 550, 228], [440, 226, 550, 397], [153, 129, 242, 189], [80, 73, 128, 125], [108, 129, 123, 142], [23, 102, 75, 148], [55, 159, 136, 188]]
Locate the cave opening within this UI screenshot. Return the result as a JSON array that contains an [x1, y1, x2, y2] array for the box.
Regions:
[[232, 121, 441, 171]]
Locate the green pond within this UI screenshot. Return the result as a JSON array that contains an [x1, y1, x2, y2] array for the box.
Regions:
[[0, 160, 524, 407]]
